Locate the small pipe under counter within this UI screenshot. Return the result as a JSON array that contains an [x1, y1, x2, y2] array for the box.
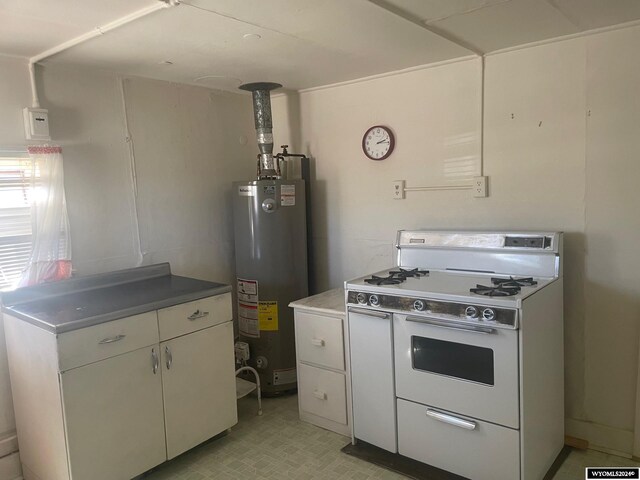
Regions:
[[290, 288, 352, 437]]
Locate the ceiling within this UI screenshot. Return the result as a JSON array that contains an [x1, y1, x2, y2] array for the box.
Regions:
[[2, 0, 640, 92]]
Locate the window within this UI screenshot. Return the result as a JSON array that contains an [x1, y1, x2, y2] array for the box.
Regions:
[[0, 150, 38, 290]]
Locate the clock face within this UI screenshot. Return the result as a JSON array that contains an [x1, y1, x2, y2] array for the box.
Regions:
[[362, 126, 395, 160]]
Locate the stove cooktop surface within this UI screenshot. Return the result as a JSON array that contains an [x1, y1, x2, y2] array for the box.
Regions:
[[348, 268, 555, 307]]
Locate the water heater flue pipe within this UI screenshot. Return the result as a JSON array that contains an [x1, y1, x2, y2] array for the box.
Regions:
[[27, 0, 178, 108], [239, 82, 282, 179]]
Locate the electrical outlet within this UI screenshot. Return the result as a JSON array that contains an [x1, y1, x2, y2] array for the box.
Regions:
[[392, 180, 405, 199], [473, 176, 488, 198]]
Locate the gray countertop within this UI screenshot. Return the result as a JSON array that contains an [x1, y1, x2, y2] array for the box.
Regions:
[[1, 263, 231, 334], [289, 288, 345, 316]]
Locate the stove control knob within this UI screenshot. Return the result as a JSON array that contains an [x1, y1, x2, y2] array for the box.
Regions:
[[482, 308, 496, 321], [413, 300, 426, 311], [465, 306, 479, 318], [369, 294, 380, 306], [356, 293, 367, 305]]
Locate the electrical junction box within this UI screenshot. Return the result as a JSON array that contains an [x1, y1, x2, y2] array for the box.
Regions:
[[23, 107, 51, 140]]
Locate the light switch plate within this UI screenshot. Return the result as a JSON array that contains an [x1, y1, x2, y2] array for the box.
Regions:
[[392, 180, 405, 199], [473, 176, 488, 197]]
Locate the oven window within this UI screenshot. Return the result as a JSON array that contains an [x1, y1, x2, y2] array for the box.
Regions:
[[411, 336, 494, 386]]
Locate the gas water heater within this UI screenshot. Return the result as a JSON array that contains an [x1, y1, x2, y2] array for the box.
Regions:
[[233, 82, 308, 394]]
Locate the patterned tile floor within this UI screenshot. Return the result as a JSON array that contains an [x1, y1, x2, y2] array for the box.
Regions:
[[145, 394, 639, 479]]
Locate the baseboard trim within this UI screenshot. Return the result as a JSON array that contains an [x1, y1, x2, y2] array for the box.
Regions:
[[0, 434, 18, 460], [0, 452, 22, 480], [566, 418, 634, 457]]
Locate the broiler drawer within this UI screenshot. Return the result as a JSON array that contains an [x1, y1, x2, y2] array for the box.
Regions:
[[397, 398, 520, 480]]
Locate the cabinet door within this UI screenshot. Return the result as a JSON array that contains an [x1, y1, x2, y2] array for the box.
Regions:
[[60, 346, 166, 480], [161, 321, 238, 459], [349, 309, 397, 453]]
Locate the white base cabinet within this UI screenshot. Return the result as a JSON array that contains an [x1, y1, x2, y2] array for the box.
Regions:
[[4, 293, 237, 480], [290, 288, 351, 437]]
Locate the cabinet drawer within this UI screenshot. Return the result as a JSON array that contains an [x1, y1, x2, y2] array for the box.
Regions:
[[57, 311, 159, 371], [397, 398, 520, 480], [158, 293, 232, 341], [298, 363, 347, 425], [295, 311, 344, 370]]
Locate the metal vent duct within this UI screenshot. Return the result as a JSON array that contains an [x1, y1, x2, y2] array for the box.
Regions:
[[239, 82, 282, 179]]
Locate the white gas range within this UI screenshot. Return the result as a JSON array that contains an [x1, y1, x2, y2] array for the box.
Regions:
[[345, 230, 564, 480]]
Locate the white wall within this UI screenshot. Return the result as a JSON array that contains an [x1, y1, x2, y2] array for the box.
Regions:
[[271, 25, 640, 453], [0, 56, 32, 443], [0, 61, 255, 456], [37, 65, 257, 278], [120, 77, 255, 281]]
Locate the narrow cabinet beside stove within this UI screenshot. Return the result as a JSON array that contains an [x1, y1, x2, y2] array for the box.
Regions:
[[290, 288, 351, 436], [4, 291, 237, 480]]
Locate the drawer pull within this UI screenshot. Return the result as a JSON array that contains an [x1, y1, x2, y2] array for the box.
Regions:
[[426, 409, 477, 430], [188, 310, 210, 321], [165, 345, 173, 370], [151, 348, 159, 375], [313, 390, 327, 400], [311, 338, 325, 347], [98, 334, 126, 345]]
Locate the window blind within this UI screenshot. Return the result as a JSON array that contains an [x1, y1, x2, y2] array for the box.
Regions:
[[0, 151, 37, 290]]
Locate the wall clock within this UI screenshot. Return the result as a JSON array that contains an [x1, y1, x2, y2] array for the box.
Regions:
[[362, 125, 395, 160]]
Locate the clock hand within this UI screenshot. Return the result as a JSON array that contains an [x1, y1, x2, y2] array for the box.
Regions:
[[377, 139, 389, 144]]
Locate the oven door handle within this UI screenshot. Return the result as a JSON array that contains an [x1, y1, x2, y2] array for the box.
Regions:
[[405, 315, 496, 334], [348, 307, 390, 319], [426, 409, 477, 431]]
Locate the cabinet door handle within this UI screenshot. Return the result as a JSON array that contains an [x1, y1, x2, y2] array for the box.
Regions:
[[313, 390, 327, 400], [426, 409, 477, 430], [188, 310, 210, 321], [98, 334, 126, 344], [151, 348, 159, 375], [165, 345, 173, 370], [311, 338, 325, 347]]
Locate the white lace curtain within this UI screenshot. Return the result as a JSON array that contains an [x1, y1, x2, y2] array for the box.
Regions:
[[18, 146, 72, 286]]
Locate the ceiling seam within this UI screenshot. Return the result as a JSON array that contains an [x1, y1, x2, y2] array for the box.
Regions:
[[365, 0, 484, 56], [485, 18, 640, 57], [423, 0, 513, 25], [544, 0, 583, 30], [297, 55, 477, 94], [178, 1, 311, 44]]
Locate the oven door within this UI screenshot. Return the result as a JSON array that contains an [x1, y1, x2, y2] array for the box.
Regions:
[[393, 313, 519, 428]]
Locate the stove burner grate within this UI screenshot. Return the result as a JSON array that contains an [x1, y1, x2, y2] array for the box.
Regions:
[[491, 276, 538, 288], [388, 268, 429, 279], [363, 268, 429, 285], [364, 275, 404, 286], [470, 284, 521, 297]]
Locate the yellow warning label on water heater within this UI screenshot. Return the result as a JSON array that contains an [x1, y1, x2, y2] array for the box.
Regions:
[[258, 301, 279, 331]]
